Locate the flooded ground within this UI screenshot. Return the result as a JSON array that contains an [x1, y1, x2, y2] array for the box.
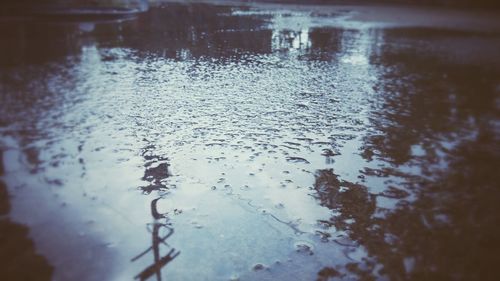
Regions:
[[1, 1, 500, 280]]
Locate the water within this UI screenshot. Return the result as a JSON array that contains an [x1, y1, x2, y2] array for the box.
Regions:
[[1, 2, 499, 281]]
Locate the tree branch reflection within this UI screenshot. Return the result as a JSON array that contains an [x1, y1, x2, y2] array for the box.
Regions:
[[132, 143, 180, 281]]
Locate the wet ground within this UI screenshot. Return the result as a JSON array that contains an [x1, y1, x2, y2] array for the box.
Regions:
[[1, 1, 500, 281]]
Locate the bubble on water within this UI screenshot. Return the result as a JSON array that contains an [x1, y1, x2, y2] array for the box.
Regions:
[[252, 263, 266, 271], [333, 236, 358, 247], [286, 156, 310, 164], [315, 230, 332, 242], [294, 241, 314, 255]]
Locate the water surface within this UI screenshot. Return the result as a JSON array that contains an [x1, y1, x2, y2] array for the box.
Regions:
[[1, 2, 499, 281]]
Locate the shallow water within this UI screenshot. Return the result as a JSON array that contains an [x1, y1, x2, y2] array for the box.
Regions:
[[1, 2, 499, 281]]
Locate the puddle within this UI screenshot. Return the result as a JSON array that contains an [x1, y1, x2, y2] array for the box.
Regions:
[[0, 2, 499, 280]]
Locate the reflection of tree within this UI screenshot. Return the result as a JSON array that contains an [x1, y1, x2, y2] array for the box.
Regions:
[[363, 28, 499, 166], [97, 3, 272, 59], [314, 28, 500, 280], [0, 3, 272, 65], [1, 4, 369, 65], [139, 144, 171, 194], [313, 169, 375, 235], [133, 143, 179, 280], [305, 28, 345, 61], [315, 151, 499, 280], [132, 198, 179, 281]]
